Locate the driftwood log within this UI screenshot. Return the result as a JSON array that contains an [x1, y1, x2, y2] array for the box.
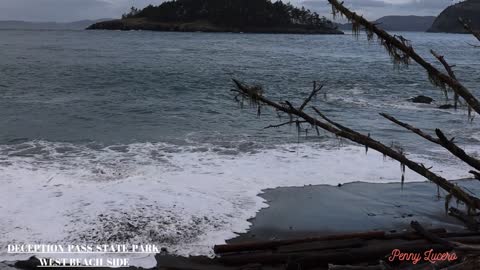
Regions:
[[216, 231, 480, 268], [449, 207, 479, 231], [217, 241, 451, 266], [214, 229, 452, 254], [214, 231, 385, 254]]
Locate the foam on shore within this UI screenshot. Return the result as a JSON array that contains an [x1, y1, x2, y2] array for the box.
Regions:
[[0, 140, 471, 267]]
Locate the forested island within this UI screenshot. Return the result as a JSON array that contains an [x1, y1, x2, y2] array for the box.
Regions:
[[428, 0, 480, 33], [87, 0, 343, 34]]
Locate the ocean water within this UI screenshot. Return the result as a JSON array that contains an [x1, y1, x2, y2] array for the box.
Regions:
[[1, 29, 479, 265]]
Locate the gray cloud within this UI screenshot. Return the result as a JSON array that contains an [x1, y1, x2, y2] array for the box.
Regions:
[[0, 0, 164, 22], [397, 0, 457, 10], [0, 0, 460, 22]]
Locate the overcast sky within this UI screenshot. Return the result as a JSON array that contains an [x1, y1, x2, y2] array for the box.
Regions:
[[0, 0, 459, 22]]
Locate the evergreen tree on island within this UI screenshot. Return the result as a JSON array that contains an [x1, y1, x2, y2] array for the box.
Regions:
[[88, 0, 342, 34]]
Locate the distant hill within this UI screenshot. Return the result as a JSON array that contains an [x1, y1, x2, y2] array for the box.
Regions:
[[87, 0, 342, 34], [428, 0, 480, 33], [338, 15, 436, 32], [375, 16, 436, 32], [0, 19, 114, 30]]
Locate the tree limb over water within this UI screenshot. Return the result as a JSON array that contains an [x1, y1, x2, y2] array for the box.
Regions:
[[232, 79, 480, 211], [230, 0, 480, 218], [328, 0, 480, 116]]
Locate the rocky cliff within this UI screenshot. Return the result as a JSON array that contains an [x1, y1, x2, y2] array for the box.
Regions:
[[428, 0, 480, 33]]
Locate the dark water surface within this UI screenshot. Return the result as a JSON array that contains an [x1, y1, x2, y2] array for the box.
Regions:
[[1, 30, 479, 146]]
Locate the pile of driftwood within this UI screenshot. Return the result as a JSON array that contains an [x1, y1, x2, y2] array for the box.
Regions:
[[211, 221, 480, 270], [11, 222, 480, 270]]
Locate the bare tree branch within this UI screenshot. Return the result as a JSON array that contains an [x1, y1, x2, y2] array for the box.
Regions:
[[470, 170, 480, 180], [328, 0, 480, 115], [312, 106, 363, 136], [431, 50, 459, 109], [380, 113, 480, 172], [435, 128, 480, 172], [431, 50, 458, 80], [459, 18, 480, 44], [264, 120, 307, 129], [380, 113, 439, 144], [299, 81, 324, 112], [233, 79, 480, 210]]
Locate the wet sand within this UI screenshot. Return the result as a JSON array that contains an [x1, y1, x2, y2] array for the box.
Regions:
[[153, 179, 478, 269], [230, 180, 477, 242]]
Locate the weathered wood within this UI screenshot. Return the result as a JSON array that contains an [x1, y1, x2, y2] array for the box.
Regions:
[[328, 264, 387, 270], [449, 207, 479, 231], [445, 236, 480, 243], [440, 258, 480, 270], [277, 238, 364, 253], [385, 228, 447, 240], [410, 221, 455, 249], [217, 240, 451, 266], [411, 221, 480, 253], [217, 232, 480, 267], [442, 232, 480, 238], [214, 230, 386, 254]]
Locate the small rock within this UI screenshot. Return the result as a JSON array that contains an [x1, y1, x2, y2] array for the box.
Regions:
[[14, 256, 40, 269], [409, 95, 434, 104], [438, 104, 454, 109]]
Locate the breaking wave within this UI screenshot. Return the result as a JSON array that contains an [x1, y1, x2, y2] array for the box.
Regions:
[[0, 140, 472, 266]]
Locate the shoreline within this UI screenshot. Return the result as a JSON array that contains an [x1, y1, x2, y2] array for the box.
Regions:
[[3, 179, 477, 269], [86, 19, 344, 35], [230, 180, 474, 244]]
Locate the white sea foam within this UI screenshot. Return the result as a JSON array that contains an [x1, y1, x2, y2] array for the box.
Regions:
[[0, 141, 471, 267]]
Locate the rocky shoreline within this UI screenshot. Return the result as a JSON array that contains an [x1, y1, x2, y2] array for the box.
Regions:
[[86, 18, 344, 34]]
